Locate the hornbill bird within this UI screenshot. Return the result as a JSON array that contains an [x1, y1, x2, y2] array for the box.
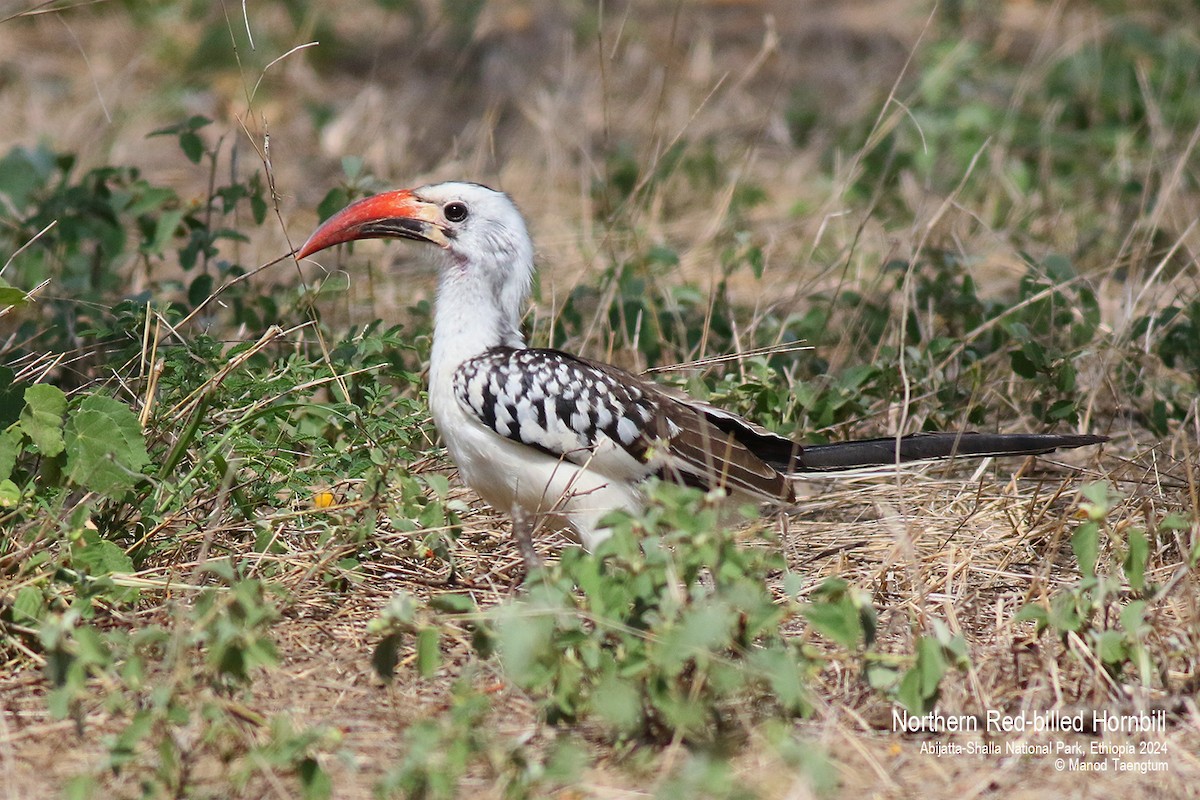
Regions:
[[296, 182, 1106, 567]]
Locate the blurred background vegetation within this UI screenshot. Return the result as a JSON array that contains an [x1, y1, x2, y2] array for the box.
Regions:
[[2, 0, 1197, 435]]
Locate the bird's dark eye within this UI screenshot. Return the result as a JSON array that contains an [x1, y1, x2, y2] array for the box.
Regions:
[[444, 202, 469, 223]]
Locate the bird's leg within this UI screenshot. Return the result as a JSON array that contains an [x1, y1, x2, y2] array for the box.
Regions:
[[511, 506, 543, 574]]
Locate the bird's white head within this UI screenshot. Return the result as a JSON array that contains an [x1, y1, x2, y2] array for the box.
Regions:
[[297, 181, 534, 344]]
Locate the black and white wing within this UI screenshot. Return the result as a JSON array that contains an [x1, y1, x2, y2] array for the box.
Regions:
[[451, 346, 1104, 500], [452, 347, 796, 501]]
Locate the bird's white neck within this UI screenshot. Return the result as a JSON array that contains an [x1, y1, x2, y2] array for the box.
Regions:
[[428, 253, 529, 415]]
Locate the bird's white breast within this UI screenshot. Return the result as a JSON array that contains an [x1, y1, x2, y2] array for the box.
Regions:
[[429, 368, 644, 549]]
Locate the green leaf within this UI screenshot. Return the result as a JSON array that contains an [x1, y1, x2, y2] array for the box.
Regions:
[[916, 637, 946, 689], [47, 686, 73, 720], [428, 593, 477, 614], [801, 582, 868, 652], [124, 185, 176, 216], [340, 155, 363, 181], [930, 619, 969, 668], [898, 636, 947, 713], [1046, 593, 1084, 632], [202, 559, 236, 583], [0, 478, 19, 507], [748, 646, 810, 715], [149, 116, 211, 163], [63, 775, 95, 800], [803, 602, 859, 648], [0, 276, 27, 307], [1081, 481, 1114, 517], [657, 602, 735, 674], [148, 114, 212, 137], [542, 738, 588, 786], [1130, 642, 1154, 687], [1042, 253, 1076, 282], [1071, 520, 1099, 579], [1124, 528, 1148, 592], [243, 638, 279, 672], [20, 384, 67, 457], [12, 586, 43, 626], [1093, 630, 1128, 665], [859, 600, 878, 647], [250, 189, 267, 225], [64, 394, 150, 497], [372, 632, 402, 682], [1047, 399, 1078, 422], [592, 672, 642, 732], [73, 625, 111, 666], [781, 571, 804, 599], [0, 145, 55, 208], [865, 663, 901, 691], [298, 757, 332, 800], [495, 599, 560, 691], [1161, 513, 1190, 531], [1009, 348, 1039, 379], [1120, 600, 1147, 636], [0, 366, 24, 427], [148, 208, 185, 255], [422, 472, 451, 499], [1014, 603, 1048, 629], [180, 131, 204, 163], [71, 530, 134, 576], [188, 273, 214, 308], [416, 626, 440, 678], [0, 428, 21, 481], [896, 668, 922, 713], [317, 187, 349, 223]]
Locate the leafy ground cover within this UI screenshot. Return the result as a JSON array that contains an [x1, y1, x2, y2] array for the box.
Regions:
[[1, 1, 1197, 797]]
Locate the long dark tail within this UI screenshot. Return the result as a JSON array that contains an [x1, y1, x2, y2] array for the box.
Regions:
[[791, 432, 1107, 473]]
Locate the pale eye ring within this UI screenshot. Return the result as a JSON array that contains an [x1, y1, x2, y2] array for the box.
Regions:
[[444, 202, 469, 223]]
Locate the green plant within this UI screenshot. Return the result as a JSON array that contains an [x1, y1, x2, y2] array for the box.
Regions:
[[0, 144, 453, 791], [493, 483, 813, 743], [1017, 482, 1168, 685], [374, 678, 587, 800], [842, 17, 1200, 248], [801, 577, 968, 714], [0, 381, 150, 511], [375, 681, 493, 800], [39, 564, 335, 799], [0, 125, 280, 369], [370, 483, 816, 746], [365, 485, 849, 793]]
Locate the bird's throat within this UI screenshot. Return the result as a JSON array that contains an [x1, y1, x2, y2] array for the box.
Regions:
[[430, 264, 525, 391]]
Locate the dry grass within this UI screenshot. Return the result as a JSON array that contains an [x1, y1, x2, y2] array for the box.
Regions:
[[4, 451, 1195, 798], [2, 0, 1199, 798]]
